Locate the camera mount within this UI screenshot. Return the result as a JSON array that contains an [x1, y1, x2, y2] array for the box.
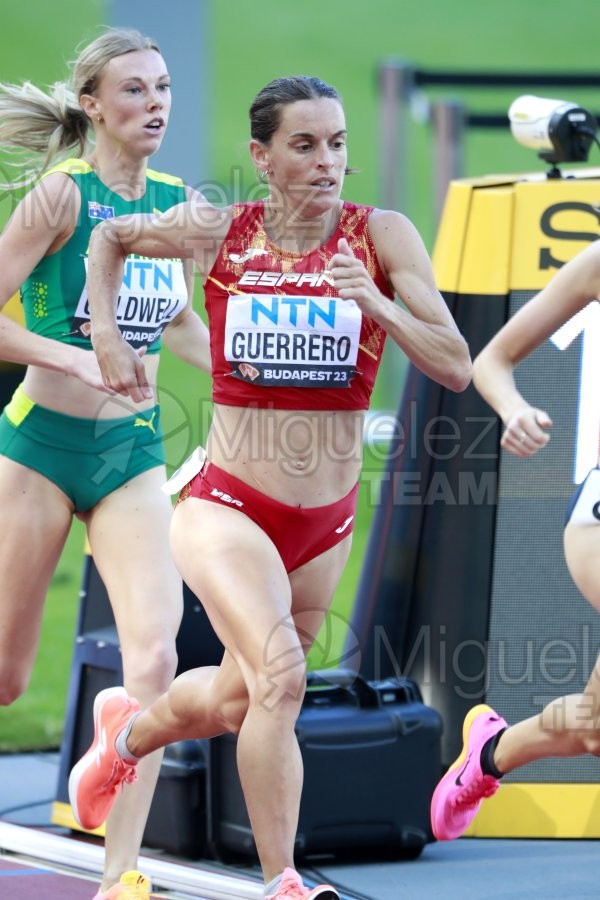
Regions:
[[508, 95, 599, 176]]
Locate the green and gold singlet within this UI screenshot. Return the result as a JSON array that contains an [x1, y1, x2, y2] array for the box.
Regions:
[[20, 158, 188, 354]]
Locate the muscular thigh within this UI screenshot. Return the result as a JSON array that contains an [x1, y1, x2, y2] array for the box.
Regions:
[[0, 456, 73, 673], [170, 498, 299, 682], [85, 467, 183, 654], [289, 534, 353, 653], [564, 521, 600, 715], [563, 522, 600, 613]]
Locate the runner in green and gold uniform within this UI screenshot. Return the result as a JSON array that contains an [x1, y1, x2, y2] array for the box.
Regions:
[[0, 28, 210, 900], [2, 158, 192, 507], [21, 158, 189, 354]]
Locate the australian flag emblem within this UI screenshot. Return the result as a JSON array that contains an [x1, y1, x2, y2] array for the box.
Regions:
[[88, 201, 114, 220]]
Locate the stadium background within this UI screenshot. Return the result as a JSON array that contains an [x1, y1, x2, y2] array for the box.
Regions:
[[0, 0, 599, 751]]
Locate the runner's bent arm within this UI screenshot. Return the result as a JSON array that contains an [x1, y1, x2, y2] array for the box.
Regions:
[[330, 209, 472, 392], [0, 174, 111, 392], [473, 239, 600, 456], [88, 200, 227, 399]]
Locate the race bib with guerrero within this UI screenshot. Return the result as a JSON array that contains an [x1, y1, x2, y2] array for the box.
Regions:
[[224, 293, 362, 387], [71, 255, 188, 349]]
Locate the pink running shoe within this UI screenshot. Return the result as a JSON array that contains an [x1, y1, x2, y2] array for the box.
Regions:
[[431, 703, 507, 841], [265, 867, 340, 899], [92, 870, 152, 899], [69, 686, 141, 830]]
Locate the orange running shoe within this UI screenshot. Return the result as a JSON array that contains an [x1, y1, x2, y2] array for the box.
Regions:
[[265, 868, 340, 899], [69, 686, 141, 830]]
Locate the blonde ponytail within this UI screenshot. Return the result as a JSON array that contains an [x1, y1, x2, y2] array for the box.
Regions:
[[0, 80, 90, 187], [0, 26, 160, 189]]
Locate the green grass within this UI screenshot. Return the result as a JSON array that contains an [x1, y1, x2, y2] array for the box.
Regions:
[[212, 0, 600, 244], [2, 0, 600, 749]]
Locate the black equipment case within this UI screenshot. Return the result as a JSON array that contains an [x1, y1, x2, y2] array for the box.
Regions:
[[207, 670, 443, 862], [143, 739, 209, 858]]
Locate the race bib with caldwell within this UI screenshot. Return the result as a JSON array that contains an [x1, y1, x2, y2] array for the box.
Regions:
[[72, 255, 187, 348]]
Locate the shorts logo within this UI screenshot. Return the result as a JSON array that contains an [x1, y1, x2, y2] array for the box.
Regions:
[[211, 487, 244, 508], [335, 515, 354, 534], [134, 411, 157, 434]]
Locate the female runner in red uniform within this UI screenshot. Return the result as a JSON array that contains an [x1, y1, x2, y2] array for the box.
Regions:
[[70, 74, 471, 899]]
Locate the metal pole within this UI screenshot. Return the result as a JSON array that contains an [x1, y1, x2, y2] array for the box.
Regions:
[[109, 0, 211, 186], [430, 100, 466, 226], [0, 823, 263, 899], [378, 59, 415, 213], [376, 61, 415, 411]]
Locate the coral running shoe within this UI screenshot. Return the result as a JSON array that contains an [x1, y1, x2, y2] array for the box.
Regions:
[[265, 867, 340, 899], [431, 703, 507, 841], [69, 686, 141, 830], [92, 870, 152, 899]]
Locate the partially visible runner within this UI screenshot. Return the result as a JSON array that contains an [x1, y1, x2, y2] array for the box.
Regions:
[[430, 239, 600, 841], [0, 27, 210, 899]]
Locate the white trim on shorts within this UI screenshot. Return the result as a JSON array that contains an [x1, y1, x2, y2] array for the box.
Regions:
[[567, 467, 600, 526]]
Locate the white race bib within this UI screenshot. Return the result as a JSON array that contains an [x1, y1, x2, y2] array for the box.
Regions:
[[223, 293, 362, 388], [71, 256, 188, 348]]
